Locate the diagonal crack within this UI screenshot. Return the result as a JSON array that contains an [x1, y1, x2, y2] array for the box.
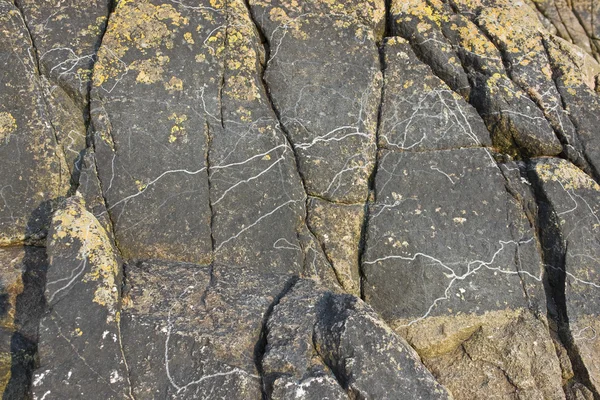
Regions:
[[241, 0, 340, 282], [357, 3, 390, 300]]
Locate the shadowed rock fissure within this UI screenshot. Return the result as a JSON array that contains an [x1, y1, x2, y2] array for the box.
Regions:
[[357, 0, 392, 301], [253, 275, 299, 399], [528, 166, 600, 398], [205, 120, 217, 255]]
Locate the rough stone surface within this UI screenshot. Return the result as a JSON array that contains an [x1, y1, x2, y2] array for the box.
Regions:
[[15, 0, 111, 103], [32, 196, 130, 399], [0, 2, 70, 245], [249, 0, 384, 204], [120, 261, 280, 399], [1, 0, 600, 398], [263, 279, 451, 399], [307, 198, 363, 296], [531, 158, 600, 393], [380, 37, 491, 152]]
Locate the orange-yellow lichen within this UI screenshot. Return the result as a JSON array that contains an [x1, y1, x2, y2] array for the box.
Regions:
[[535, 159, 600, 191], [51, 196, 120, 323], [93, 0, 188, 88]]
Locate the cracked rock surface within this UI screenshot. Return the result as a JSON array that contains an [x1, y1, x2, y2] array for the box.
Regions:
[[1, 0, 600, 399]]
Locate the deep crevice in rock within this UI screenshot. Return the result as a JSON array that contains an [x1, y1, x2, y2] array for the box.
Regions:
[[205, 120, 217, 256], [253, 275, 299, 400], [527, 165, 599, 398], [357, 0, 391, 302]]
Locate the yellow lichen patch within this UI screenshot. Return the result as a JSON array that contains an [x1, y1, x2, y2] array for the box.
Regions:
[[535, 159, 600, 191], [0, 112, 17, 141], [195, 53, 206, 63], [168, 113, 188, 143], [476, 3, 543, 60], [51, 196, 120, 323], [92, 0, 188, 87], [165, 76, 183, 91], [183, 32, 195, 44], [222, 2, 263, 102], [546, 35, 600, 92], [81, 15, 108, 38], [131, 55, 170, 84], [451, 18, 499, 58]]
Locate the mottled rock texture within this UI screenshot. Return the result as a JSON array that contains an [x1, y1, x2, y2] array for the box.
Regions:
[[1, 0, 600, 399]]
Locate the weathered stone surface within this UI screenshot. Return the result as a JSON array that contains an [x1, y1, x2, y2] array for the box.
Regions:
[[77, 148, 114, 235], [380, 37, 491, 152], [391, 0, 564, 158], [390, 0, 471, 98], [399, 310, 565, 400], [248, 0, 383, 204], [0, 0, 597, 398], [364, 148, 545, 321], [307, 198, 363, 296], [91, 0, 215, 263], [363, 148, 559, 397], [120, 260, 293, 398], [531, 158, 600, 393], [530, 0, 600, 62], [0, 3, 70, 245], [263, 279, 451, 399], [209, 0, 309, 272], [32, 196, 130, 399], [16, 0, 111, 104], [544, 35, 600, 181]]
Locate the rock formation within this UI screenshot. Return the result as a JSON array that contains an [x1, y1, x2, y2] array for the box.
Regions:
[[1, 0, 600, 398]]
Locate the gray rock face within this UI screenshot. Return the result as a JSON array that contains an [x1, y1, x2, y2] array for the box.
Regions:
[[2, 0, 600, 399], [15, 0, 111, 104], [0, 2, 70, 245], [32, 196, 130, 399], [531, 158, 600, 393], [364, 147, 545, 321], [249, 0, 384, 203], [263, 279, 451, 399], [380, 38, 491, 152]]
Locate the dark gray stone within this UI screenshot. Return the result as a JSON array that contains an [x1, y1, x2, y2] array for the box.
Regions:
[[32, 196, 130, 400], [380, 37, 491, 152], [364, 147, 545, 322], [15, 0, 111, 104], [120, 260, 295, 399], [249, 0, 384, 203], [0, 3, 70, 245], [263, 279, 451, 399]]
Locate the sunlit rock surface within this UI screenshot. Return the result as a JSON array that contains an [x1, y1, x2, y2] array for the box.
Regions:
[[1, 0, 600, 398]]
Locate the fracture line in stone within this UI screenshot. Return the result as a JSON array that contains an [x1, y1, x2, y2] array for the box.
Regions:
[[215, 199, 301, 251], [365, 238, 542, 325], [273, 238, 301, 251], [107, 167, 207, 211]]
